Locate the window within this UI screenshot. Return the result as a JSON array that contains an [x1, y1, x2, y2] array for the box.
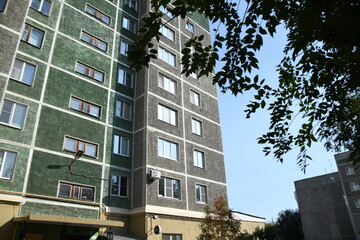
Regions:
[[345, 166, 355, 175], [70, 97, 101, 118], [159, 5, 173, 18], [159, 177, 180, 199], [21, 24, 44, 48], [75, 62, 104, 82], [81, 31, 108, 52], [163, 234, 182, 240], [58, 182, 95, 201], [10, 58, 36, 85], [190, 90, 200, 106], [158, 47, 176, 67], [118, 68, 134, 88], [194, 150, 204, 168], [192, 118, 202, 136], [122, 16, 137, 34], [355, 199, 360, 209], [350, 181, 360, 191], [30, 0, 51, 16], [111, 174, 128, 197], [159, 25, 175, 41], [113, 135, 130, 156], [158, 74, 176, 94], [0, 100, 27, 129], [120, 40, 129, 56], [115, 99, 132, 120], [0, 150, 16, 180], [158, 138, 178, 161], [186, 22, 194, 33], [0, 0, 7, 12], [158, 104, 177, 125], [124, 0, 137, 10], [196, 184, 207, 203], [64, 137, 98, 158], [85, 4, 110, 25]]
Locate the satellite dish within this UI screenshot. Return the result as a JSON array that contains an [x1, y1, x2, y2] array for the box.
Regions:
[[154, 225, 161, 235]]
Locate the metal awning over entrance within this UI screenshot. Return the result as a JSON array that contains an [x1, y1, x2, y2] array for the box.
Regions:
[[13, 214, 124, 228]]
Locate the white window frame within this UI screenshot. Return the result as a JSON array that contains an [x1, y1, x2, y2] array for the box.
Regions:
[[118, 67, 134, 88], [124, 0, 137, 10], [350, 181, 360, 191], [63, 136, 98, 158], [115, 99, 132, 120], [85, 4, 111, 25], [57, 181, 95, 201], [0, 100, 27, 129], [120, 40, 129, 56], [159, 177, 181, 199], [355, 199, 360, 208], [69, 96, 101, 118], [80, 31, 108, 52], [192, 118, 202, 136], [30, 0, 52, 16], [158, 104, 177, 126], [159, 25, 175, 41], [75, 62, 104, 82], [21, 23, 45, 48], [0, 150, 17, 180], [158, 74, 176, 94], [162, 234, 182, 240], [158, 47, 176, 67], [113, 134, 130, 157], [122, 16, 137, 34], [190, 90, 200, 106], [158, 138, 178, 161], [193, 149, 205, 169], [345, 166, 355, 175], [159, 5, 173, 18], [111, 173, 128, 197], [196, 184, 207, 203], [186, 21, 194, 33], [10, 58, 36, 85]]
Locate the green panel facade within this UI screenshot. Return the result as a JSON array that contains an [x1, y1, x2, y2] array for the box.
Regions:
[[26, 150, 102, 201], [0, 142, 29, 192], [51, 35, 112, 87], [6, 53, 47, 101], [27, 0, 61, 29], [35, 106, 105, 161], [0, 93, 39, 145], [58, 4, 115, 56], [43, 68, 108, 122], [21, 202, 99, 219], [18, 19, 54, 62]]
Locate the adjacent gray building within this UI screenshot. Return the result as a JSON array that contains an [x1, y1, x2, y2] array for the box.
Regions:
[[335, 152, 360, 240], [295, 152, 360, 240]]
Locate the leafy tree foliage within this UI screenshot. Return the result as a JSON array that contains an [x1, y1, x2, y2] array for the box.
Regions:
[[241, 210, 303, 240], [276, 209, 304, 240], [129, 0, 360, 170], [250, 224, 281, 240], [197, 196, 242, 240]]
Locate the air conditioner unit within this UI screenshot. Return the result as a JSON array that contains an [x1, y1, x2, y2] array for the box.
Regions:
[[150, 169, 161, 180]]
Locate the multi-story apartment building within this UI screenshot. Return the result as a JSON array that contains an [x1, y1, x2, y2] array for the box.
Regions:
[[295, 152, 360, 240], [0, 0, 227, 239], [335, 152, 360, 240]]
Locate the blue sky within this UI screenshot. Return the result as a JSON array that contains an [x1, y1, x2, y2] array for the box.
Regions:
[[213, 22, 337, 222]]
